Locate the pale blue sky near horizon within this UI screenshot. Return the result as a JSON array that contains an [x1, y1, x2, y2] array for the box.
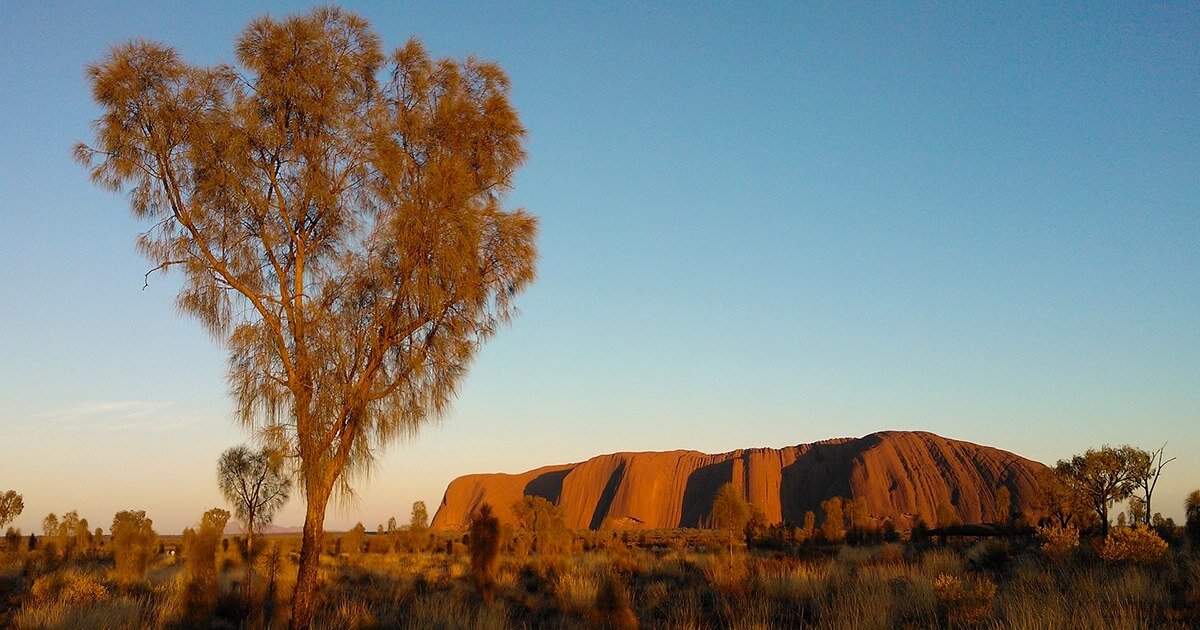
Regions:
[[1, 1, 1196, 534]]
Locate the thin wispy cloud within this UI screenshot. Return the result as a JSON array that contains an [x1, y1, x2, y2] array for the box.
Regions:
[[34, 400, 170, 422]]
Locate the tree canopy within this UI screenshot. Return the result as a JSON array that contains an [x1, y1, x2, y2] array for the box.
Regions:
[[0, 491, 22, 530], [1056, 446, 1144, 537]]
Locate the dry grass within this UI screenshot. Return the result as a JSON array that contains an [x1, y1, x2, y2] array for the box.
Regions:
[[1, 534, 1197, 628]]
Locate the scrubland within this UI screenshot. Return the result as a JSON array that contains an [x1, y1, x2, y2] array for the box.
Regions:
[[2, 528, 1198, 629]]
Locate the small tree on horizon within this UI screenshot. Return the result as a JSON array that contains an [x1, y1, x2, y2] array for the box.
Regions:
[[218, 445, 291, 598], [0, 491, 23, 531], [410, 501, 430, 531]]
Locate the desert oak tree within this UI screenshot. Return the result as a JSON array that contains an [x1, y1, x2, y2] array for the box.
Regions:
[[76, 8, 537, 626]]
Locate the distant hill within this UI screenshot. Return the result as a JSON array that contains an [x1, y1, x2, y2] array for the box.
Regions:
[[430, 430, 1047, 531]]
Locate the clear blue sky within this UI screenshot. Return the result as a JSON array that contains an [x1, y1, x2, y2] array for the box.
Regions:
[[1, 1, 1196, 534]]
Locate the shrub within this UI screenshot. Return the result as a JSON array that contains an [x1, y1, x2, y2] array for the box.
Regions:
[[111, 510, 157, 586], [1036, 524, 1079, 562], [30, 569, 109, 605], [933, 573, 995, 626], [512, 495, 570, 555], [1185, 489, 1200, 548], [468, 503, 501, 603], [1098, 526, 1168, 564], [820, 497, 845, 543], [184, 508, 230, 615]]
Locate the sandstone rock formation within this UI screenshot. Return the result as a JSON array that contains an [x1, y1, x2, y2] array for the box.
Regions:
[[430, 430, 1046, 531]]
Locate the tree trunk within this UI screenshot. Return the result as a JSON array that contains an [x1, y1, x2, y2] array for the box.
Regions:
[[290, 491, 329, 629], [243, 520, 255, 601]]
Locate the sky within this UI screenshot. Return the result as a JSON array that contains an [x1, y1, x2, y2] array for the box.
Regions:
[[1, 1, 1196, 534]]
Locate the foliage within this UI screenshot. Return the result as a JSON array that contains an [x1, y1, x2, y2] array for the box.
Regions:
[[467, 503, 501, 603], [30, 569, 109, 605], [710, 482, 750, 546], [820, 497, 845, 543], [1034, 467, 1090, 528], [345, 523, 367, 557], [846, 496, 871, 533], [410, 501, 430, 532], [110, 510, 157, 585], [0, 490, 24, 530], [1035, 524, 1079, 562], [935, 501, 962, 528], [802, 511, 816, 541], [42, 513, 59, 537], [933, 572, 996, 626], [217, 446, 290, 548], [513, 495, 570, 555], [1056, 446, 1145, 536], [77, 6, 537, 625], [184, 508, 231, 616], [1184, 489, 1200, 548], [993, 486, 1011, 524], [1098, 525, 1168, 564]]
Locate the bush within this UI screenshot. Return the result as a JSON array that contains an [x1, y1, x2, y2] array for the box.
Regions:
[[467, 503, 501, 603], [111, 510, 157, 586], [1036, 524, 1080, 562], [933, 572, 995, 626], [30, 569, 109, 605], [1098, 526, 1168, 564]]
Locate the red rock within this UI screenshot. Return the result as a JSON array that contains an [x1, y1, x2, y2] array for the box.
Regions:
[[430, 430, 1046, 531]]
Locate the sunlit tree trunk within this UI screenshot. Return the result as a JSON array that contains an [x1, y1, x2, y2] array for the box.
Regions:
[[291, 485, 329, 629]]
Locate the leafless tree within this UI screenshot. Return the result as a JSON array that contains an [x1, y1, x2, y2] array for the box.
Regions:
[[1131, 444, 1175, 526]]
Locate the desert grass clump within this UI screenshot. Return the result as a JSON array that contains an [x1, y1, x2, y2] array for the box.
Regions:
[[595, 572, 638, 629], [1099, 525, 1169, 564], [554, 569, 600, 614], [468, 503, 501, 604], [932, 572, 996, 626]]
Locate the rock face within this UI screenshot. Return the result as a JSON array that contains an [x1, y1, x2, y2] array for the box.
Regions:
[[431, 430, 1047, 532]]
